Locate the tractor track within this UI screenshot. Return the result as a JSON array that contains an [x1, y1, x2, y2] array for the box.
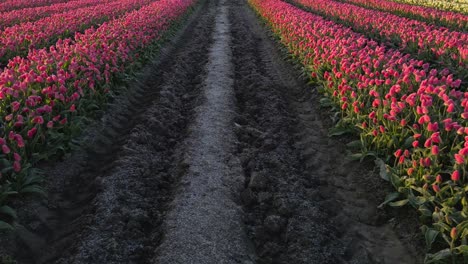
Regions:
[[0, 0, 424, 263]]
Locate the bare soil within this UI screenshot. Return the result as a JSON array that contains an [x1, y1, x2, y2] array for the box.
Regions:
[[0, 0, 424, 263]]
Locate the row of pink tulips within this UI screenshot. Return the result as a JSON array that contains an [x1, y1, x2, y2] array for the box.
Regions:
[[0, 0, 118, 30], [0, 0, 154, 66], [0, 0, 68, 13], [292, 0, 468, 80], [0, 0, 195, 227], [341, 0, 467, 30], [251, 0, 467, 259]]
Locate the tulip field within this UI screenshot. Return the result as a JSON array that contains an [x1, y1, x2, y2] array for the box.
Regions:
[[391, 0, 468, 14], [250, 0, 468, 261], [0, 0, 467, 262], [0, 0, 195, 229]]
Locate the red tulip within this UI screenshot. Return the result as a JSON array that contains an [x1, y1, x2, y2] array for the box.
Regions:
[[394, 149, 402, 158], [451, 170, 460, 181], [436, 174, 442, 183], [431, 145, 439, 155], [455, 154, 464, 164]]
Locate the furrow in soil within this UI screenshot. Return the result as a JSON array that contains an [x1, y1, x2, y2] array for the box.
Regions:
[[8, 0, 217, 262], [230, 0, 423, 263], [153, 0, 255, 262], [0, 0, 425, 263]]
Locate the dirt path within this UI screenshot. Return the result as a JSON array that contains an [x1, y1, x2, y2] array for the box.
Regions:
[[153, 0, 255, 262], [1, 0, 424, 263]]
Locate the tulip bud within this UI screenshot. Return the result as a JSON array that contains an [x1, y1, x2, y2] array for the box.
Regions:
[[13, 161, 21, 172], [455, 154, 464, 164], [450, 227, 457, 240], [451, 170, 460, 181], [394, 149, 402, 158], [431, 145, 439, 155], [2, 144, 10, 154]]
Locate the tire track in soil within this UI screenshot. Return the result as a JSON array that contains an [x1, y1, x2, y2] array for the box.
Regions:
[[8, 0, 217, 262], [231, 0, 423, 263]]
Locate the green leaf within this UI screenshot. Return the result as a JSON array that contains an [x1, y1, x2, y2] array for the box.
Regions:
[[346, 140, 362, 149], [389, 199, 409, 207], [424, 228, 439, 250], [378, 192, 400, 208], [319, 97, 332, 107], [403, 136, 414, 149], [0, 206, 17, 219], [19, 186, 46, 197], [424, 248, 452, 263], [0, 220, 13, 231], [456, 220, 468, 231], [454, 245, 468, 254], [389, 173, 402, 189], [22, 174, 43, 187], [1, 166, 12, 174], [348, 153, 363, 161], [408, 195, 427, 208], [418, 205, 432, 217], [328, 126, 354, 137], [375, 158, 390, 181]]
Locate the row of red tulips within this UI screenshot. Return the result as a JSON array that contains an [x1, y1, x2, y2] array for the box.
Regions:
[[0, 0, 195, 229], [0, 0, 68, 13], [250, 0, 467, 260], [0, 0, 154, 66], [341, 0, 467, 30], [0, 0, 118, 30], [291, 0, 468, 81]]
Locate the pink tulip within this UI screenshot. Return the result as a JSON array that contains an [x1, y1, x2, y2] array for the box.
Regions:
[[455, 154, 464, 164], [13, 161, 21, 172], [452, 170, 460, 181], [2, 144, 10, 154], [27, 127, 37, 138], [431, 145, 439, 155], [13, 152, 21, 161]]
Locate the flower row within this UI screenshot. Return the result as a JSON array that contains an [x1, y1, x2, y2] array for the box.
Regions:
[[393, 0, 467, 14], [0, 0, 69, 13], [341, 0, 467, 30], [0, 0, 154, 66], [251, 0, 466, 259], [0, 0, 118, 30], [292, 0, 468, 79], [0, 0, 195, 226]]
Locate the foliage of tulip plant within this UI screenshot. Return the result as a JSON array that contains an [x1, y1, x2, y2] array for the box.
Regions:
[[250, 0, 468, 261], [340, 0, 467, 31], [291, 0, 468, 81], [0, 0, 195, 230], [0, 0, 154, 66], [0, 0, 69, 13], [392, 0, 467, 14], [0, 0, 118, 30]]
